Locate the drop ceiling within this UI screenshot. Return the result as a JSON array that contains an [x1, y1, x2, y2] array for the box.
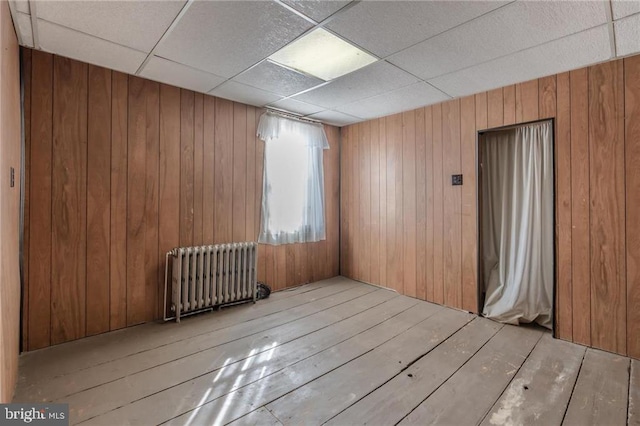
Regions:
[[9, 0, 640, 127]]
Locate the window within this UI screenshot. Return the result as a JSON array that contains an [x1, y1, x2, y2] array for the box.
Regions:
[[257, 112, 329, 245]]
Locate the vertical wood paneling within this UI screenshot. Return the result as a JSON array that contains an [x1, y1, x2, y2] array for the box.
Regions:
[[276, 245, 287, 290], [340, 126, 349, 276], [0, 2, 20, 398], [109, 71, 129, 330], [246, 106, 256, 242], [475, 92, 488, 131], [460, 96, 478, 313], [402, 111, 417, 298], [626, 55, 640, 359], [203, 97, 215, 244], [28, 51, 53, 350], [126, 76, 148, 326], [386, 115, 402, 293], [516, 79, 539, 123], [415, 109, 427, 301], [424, 107, 434, 302], [143, 81, 159, 322], [570, 68, 591, 346], [193, 93, 204, 245], [442, 100, 462, 309], [503, 85, 516, 126], [351, 124, 360, 280], [360, 122, 371, 283], [487, 88, 504, 129], [158, 84, 180, 318], [539, 76, 557, 119], [286, 244, 295, 288], [109, 72, 128, 330], [51, 56, 87, 344], [432, 105, 444, 304], [378, 119, 388, 288], [556, 72, 573, 341], [21, 48, 31, 350], [370, 120, 381, 285], [214, 99, 233, 244], [261, 240, 272, 286], [232, 103, 247, 242], [86, 65, 111, 336], [23, 49, 340, 349], [179, 90, 194, 247], [328, 126, 341, 277], [589, 60, 626, 354]]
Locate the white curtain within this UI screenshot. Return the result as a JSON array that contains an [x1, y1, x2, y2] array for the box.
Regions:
[[257, 112, 329, 245], [481, 121, 554, 329]]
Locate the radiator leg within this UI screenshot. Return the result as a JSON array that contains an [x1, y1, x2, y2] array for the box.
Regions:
[[163, 252, 170, 321]]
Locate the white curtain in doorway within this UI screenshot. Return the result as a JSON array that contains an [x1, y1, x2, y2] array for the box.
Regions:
[[481, 121, 554, 329]]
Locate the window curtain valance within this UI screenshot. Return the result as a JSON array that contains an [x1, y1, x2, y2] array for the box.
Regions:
[[257, 111, 330, 149]]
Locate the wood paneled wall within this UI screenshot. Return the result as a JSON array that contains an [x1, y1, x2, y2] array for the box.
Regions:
[[0, 0, 21, 402], [341, 55, 640, 359], [22, 47, 340, 351]]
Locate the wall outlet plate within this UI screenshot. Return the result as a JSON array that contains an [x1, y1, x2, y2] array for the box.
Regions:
[[452, 174, 463, 186]]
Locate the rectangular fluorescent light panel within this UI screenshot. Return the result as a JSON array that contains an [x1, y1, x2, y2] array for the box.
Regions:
[[269, 28, 377, 81]]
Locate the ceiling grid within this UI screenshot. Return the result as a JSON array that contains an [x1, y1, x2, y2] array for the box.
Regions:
[[8, 0, 640, 126]]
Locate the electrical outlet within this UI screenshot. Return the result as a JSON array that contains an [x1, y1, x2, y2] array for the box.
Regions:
[[452, 174, 463, 186]]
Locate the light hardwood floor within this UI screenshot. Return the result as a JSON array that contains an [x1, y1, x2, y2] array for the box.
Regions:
[[14, 277, 639, 425]]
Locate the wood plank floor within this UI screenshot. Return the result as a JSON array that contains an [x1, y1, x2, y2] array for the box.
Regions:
[[15, 277, 638, 426]]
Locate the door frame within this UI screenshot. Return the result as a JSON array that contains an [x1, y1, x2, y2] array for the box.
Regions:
[[475, 118, 557, 337]]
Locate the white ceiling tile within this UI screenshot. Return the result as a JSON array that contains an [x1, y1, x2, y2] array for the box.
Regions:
[[281, 0, 351, 22], [336, 82, 450, 120], [389, 0, 609, 81], [234, 60, 324, 97], [612, 0, 640, 19], [269, 98, 325, 116], [11, 0, 29, 14], [209, 81, 283, 107], [37, 20, 147, 74], [140, 56, 225, 94], [325, 1, 508, 58], [293, 60, 419, 109], [307, 110, 362, 127], [15, 12, 33, 47], [36, 0, 185, 52], [615, 13, 640, 56], [428, 25, 612, 98], [156, 1, 313, 78]]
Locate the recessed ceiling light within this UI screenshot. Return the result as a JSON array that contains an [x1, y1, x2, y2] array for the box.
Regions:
[[269, 28, 377, 81]]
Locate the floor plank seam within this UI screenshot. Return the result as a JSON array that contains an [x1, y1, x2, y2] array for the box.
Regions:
[[476, 330, 545, 425], [319, 314, 477, 426], [158, 299, 425, 426], [84, 295, 414, 424], [393, 323, 507, 426], [559, 346, 589, 425], [627, 358, 632, 426], [264, 405, 285, 426], [33, 282, 370, 385], [43, 286, 381, 402]]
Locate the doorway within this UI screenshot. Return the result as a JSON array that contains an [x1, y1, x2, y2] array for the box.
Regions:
[[476, 120, 555, 330]]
